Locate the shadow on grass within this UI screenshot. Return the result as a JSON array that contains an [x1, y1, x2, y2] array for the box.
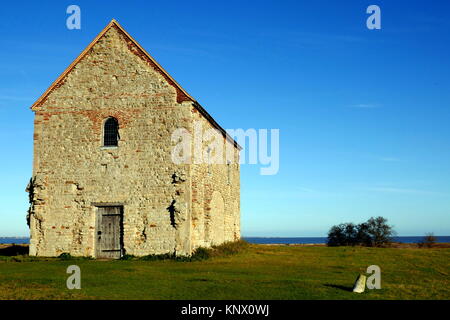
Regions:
[[324, 283, 353, 292], [0, 245, 29, 256], [187, 278, 210, 282]]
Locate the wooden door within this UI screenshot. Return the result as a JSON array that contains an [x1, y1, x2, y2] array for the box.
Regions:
[[96, 206, 123, 259]]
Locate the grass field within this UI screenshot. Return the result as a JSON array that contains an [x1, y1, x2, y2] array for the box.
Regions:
[[0, 243, 448, 300]]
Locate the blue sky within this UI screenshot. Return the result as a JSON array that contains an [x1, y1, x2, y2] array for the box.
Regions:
[[1, 0, 449, 237]]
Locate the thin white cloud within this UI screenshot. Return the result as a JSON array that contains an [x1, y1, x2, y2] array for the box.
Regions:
[[368, 187, 441, 195], [245, 187, 343, 199], [258, 29, 367, 48], [350, 103, 380, 109]]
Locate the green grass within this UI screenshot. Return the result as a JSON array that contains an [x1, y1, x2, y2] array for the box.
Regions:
[[0, 244, 448, 300]]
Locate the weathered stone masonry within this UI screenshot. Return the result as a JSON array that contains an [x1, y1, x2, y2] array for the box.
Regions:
[[27, 20, 241, 258]]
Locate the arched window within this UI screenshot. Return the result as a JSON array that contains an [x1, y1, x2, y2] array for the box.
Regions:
[[103, 117, 119, 147]]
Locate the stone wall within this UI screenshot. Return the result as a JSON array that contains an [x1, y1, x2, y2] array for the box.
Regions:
[[190, 109, 241, 249], [28, 23, 240, 258]]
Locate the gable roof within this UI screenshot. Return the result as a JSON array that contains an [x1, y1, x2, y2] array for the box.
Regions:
[[31, 19, 241, 150]]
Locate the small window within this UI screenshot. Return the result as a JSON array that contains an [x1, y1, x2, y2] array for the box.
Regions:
[[103, 117, 119, 147]]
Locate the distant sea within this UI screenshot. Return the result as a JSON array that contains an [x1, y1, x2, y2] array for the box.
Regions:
[[1, 236, 450, 244], [244, 236, 450, 244], [0, 237, 30, 244]]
